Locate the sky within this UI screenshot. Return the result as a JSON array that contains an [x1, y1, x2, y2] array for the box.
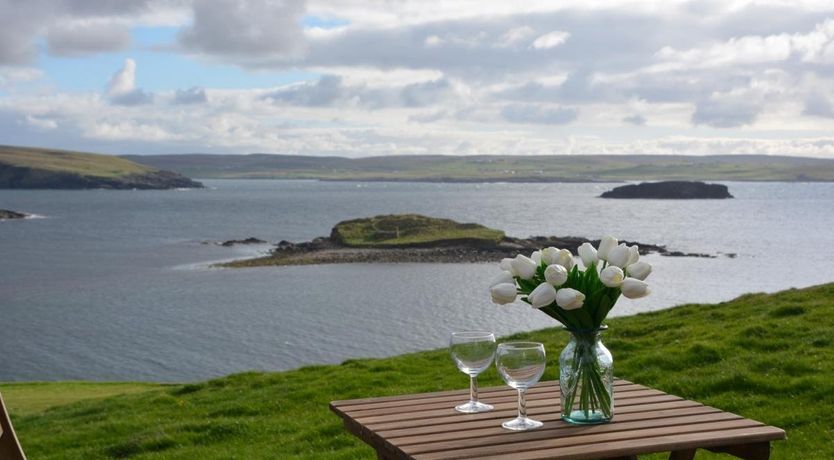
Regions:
[[2, 0, 834, 157]]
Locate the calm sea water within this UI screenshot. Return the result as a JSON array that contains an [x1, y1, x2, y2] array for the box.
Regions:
[[1, 180, 833, 382]]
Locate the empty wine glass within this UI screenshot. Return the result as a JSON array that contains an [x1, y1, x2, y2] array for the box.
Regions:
[[450, 331, 497, 413], [496, 342, 546, 431]]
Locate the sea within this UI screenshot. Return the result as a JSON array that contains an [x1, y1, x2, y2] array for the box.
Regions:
[[1, 180, 833, 382]]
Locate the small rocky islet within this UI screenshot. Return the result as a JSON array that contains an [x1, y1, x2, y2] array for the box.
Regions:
[[600, 181, 733, 199], [0, 209, 28, 220], [218, 214, 715, 268]]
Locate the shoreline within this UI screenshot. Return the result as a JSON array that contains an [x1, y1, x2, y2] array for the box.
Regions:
[[218, 235, 715, 268]]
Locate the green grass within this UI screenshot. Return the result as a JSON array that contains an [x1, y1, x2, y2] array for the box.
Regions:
[[3, 283, 834, 459], [1, 382, 163, 417], [331, 214, 505, 247], [0, 145, 153, 178]]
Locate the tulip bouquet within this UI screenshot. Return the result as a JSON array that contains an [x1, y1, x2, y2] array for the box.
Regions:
[[489, 236, 652, 423]]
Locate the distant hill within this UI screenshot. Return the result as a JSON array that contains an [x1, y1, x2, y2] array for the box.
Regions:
[[0, 145, 203, 189], [124, 153, 834, 182]]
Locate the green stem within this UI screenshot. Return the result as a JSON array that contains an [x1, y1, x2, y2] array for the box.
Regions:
[[562, 333, 612, 420]]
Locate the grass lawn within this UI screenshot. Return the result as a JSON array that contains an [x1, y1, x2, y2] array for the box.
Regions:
[[2, 283, 833, 459], [331, 214, 505, 247]]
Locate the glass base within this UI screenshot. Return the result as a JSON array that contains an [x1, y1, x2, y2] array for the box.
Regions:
[[561, 409, 612, 425], [455, 401, 494, 413], [501, 416, 543, 431]]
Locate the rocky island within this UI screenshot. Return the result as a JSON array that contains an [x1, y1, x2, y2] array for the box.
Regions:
[[0, 209, 28, 220], [600, 181, 733, 199], [0, 145, 203, 190], [219, 214, 710, 268]]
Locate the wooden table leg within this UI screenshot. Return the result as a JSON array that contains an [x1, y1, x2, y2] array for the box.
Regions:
[[670, 449, 696, 460], [707, 442, 771, 459]]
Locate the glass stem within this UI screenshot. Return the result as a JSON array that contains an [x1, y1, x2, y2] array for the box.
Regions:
[[469, 375, 478, 403], [517, 388, 527, 420]]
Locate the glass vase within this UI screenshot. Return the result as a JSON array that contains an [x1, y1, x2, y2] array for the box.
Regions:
[[559, 326, 614, 424]]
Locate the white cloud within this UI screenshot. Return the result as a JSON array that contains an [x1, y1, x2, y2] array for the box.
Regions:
[[0, 0, 171, 64], [498, 26, 535, 47], [652, 18, 834, 72], [173, 87, 208, 105], [0, 66, 43, 88], [179, 0, 307, 62], [531, 30, 570, 49], [106, 59, 153, 106], [501, 103, 578, 125], [3, 0, 834, 158], [46, 21, 131, 56]]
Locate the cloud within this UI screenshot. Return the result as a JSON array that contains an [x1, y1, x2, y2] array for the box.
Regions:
[[264, 74, 455, 109], [692, 91, 762, 128], [106, 59, 153, 106], [265, 74, 347, 107], [46, 21, 131, 57], [622, 114, 646, 125], [803, 92, 834, 118], [179, 0, 307, 62], [4, 0, 834, 158], [400, 79, 453, 107], [173, 87, 209, 105], [531, 30, 570, 49], [0, 0, 158, 64], [0, 66, 43, 88], [501, 103, 578, 125], [651, 18, 834, 73]]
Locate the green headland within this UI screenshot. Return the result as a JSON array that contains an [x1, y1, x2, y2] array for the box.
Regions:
[[0, 145, 202, 189], [3, 283, 832, 459]]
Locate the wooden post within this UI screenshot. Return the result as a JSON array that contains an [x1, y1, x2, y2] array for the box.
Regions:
[[670, 449, 697, 460], [707, 442, 771, 459]]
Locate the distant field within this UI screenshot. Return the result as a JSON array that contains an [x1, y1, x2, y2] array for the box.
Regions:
[[1, 145, 153, 178], [125, 153, 834, 182]]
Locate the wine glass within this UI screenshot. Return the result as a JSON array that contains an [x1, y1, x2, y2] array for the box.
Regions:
[[496, 342, 546, 430], [450, 331, 497, 413]]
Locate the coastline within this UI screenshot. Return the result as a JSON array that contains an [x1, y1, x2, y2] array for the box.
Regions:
[[218, 234, 714, 268]]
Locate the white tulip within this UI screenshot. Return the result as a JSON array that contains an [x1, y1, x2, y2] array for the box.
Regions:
[[599, 266, 624, 287], [555, 288, 585, 310], [578, 242, 598, 267], [621, 278, 651, 299], [491, 283, 518, 305], [490, 270, 515, 287], [528, 282, 557, 308], [530, 250, 542, 265], [499, 257, 514, 272], [607, 243, 631, 268], [627, 245, 640, 266], [511, 254, 538, 280], [544, 264, 568, 286], [540, 247, 560, 265], [597, 236, 618, 260], [627, 261, 652, 281], [555, 248, 574, 271]]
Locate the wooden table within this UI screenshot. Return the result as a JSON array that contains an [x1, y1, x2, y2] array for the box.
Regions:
[[330, 379, 785, 460]]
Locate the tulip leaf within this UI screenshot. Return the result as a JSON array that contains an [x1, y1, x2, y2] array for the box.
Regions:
[[517, 278, 538, 294]]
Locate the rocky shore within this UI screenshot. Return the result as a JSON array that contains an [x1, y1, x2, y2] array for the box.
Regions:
[[0, 209, 28, 220], [219, 234, 713, 268]]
